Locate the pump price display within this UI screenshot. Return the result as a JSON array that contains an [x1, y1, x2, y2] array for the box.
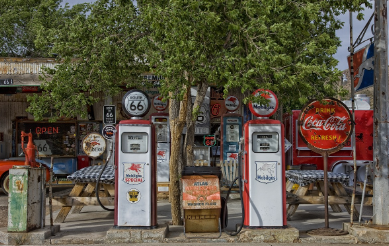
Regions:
[[121, 132, 148, 153], [122, 89, 151, 117], [253, 132, 279, 153], [226, 124, 239, 142]]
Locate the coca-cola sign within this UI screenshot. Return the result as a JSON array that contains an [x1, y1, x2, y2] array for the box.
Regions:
[[298, 98, 353, 154]]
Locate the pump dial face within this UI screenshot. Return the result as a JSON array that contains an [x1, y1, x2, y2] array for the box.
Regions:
[[122, 89, 151, 117]]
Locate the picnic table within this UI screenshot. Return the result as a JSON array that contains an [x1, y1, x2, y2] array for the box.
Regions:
[[53, 165, 115, 223], [285, 170, 361, 221]]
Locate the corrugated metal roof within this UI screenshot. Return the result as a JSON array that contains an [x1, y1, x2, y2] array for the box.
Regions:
[[0, 57, 57, 75]]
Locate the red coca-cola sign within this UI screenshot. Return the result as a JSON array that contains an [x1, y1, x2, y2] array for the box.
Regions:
[[298, 98, 353, 154]]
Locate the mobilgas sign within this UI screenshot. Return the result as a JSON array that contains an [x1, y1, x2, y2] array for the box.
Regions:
[[248, 89, 278, 117]]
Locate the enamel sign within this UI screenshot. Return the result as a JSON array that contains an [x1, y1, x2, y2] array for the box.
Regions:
[[298, 98, 353, 154], [248, 89, 278, 117]]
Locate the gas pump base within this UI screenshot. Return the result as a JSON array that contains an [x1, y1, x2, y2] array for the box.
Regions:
[[0, 225, 60, 245], [106, 225, 168, 243]]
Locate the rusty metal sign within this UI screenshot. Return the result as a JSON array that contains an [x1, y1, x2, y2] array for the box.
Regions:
[[82, 132, 106, 158], [298, 98, 353, 155], [182, 175, 221, 209]]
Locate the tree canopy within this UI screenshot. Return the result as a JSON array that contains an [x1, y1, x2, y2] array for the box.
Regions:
[[22, 0, 372, 120]]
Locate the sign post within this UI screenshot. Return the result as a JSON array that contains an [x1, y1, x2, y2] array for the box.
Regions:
[[298, 98, 353, 233]]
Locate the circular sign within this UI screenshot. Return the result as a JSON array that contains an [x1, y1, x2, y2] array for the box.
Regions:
[[82, 133, 106, 158], [152, 95, 168, 111], [122, 89, 151, 117], [248, 89, 278, 117], [102, 125, 116, 140], [225, 96, 240, 112], [298, 98, 353, 154]]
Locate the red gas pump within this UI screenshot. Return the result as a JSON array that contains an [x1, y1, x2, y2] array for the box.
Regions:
[[114, 89, 157, 228]]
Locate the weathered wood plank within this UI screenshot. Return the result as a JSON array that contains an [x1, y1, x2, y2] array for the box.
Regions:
[[317, 181, 343, 213], [287, 185, 309, 220], [53, 197, 115, 206]]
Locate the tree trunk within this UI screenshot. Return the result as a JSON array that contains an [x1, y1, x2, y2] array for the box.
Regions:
[[184, 82, 209, 167], [168, 86, 189, 225]]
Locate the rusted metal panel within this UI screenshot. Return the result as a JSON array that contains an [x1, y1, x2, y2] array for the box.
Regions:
[[182, 175, 221, 209], [0, 57, 57, 75], [8, 167, 45, 232], [184, 209, 220, 233]]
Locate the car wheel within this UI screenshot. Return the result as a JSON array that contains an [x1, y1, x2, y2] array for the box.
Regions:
[[1, 172, 9, 195]]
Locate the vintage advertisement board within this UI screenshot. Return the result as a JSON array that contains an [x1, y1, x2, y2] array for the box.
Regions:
[[182, 175, 221, 209], [298, 98, 353, 154]]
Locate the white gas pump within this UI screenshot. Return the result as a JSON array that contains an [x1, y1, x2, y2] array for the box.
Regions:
[[150, 95, 170, 192], [242, 89, 286, 227], [114, 89, 157, 228]]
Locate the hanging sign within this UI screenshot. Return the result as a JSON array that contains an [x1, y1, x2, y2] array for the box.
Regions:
[[347, 42, 374, 91], [225, 96, 240, 112], [82, 133, 106, 158], [122, 89, 151, 117], [103, 105, 116, 124], [298, 98, 353, 154], [248, 89, 278, 117], [152, 95, 168, 111]]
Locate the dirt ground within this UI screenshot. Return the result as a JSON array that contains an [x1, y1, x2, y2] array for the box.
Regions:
[[0, 206, 7, 228]]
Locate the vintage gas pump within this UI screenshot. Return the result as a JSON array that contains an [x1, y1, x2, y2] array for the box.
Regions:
[[243, 89, 286, 227], [221, 96, 243, 162], [114, 89, 157, 228], [8, 131, 46, 232], [149, 95, 170, 191]]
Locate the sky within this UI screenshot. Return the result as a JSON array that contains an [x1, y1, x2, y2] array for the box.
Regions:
[[63, 0, 382, 71]]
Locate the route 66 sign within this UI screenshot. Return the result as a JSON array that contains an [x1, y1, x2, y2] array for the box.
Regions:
[[122, 89, 151, 117]]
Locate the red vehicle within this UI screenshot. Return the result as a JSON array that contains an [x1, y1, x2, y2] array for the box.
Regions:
[[284, 110, 373, 184], [0, 157, 50, 195], [1, 131, 51, 195]]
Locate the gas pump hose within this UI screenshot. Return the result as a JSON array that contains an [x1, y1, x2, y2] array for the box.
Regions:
[[223, 153, 245, 236], [95, 141, 114, 211]]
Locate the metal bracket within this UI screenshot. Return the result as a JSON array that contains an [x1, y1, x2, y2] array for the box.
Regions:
[[183, 218, 222, 239]]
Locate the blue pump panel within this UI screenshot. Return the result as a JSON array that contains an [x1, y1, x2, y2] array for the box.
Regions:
[[222, 115, 243, 162]]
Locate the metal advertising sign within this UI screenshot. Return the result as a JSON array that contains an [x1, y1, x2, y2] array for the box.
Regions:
[[182, 175, 221, 209], [347, 42, 374, 91], [82, 133, 106, 158], [248, 89, 278, 117], [152, 95, 168, 111], [123, 163, 145, 184], [122, 89, 151, 117], [102, 125, 116, 140], [103, 105, 116, 124], [225, 96, 240, 112], [298, 98, 353, 154], [298, 98, 353, 230]]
